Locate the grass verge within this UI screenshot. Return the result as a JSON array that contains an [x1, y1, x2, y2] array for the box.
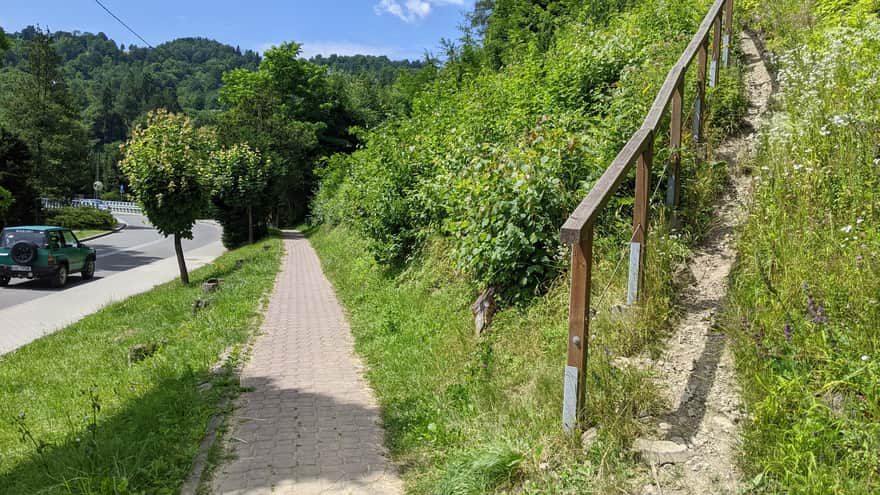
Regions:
[[0, 236, 282, 494], [75, 229, 111, 240], [722, 5, 880, 493]]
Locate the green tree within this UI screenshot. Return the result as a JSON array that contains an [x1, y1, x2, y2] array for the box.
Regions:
[[0, 127, 40, 227], [0, 186, 14, 226], [120, 109, 210, 284], [209, 143, 271, 244], [0, 27, 9, 53], [0, 28, 90, 198]]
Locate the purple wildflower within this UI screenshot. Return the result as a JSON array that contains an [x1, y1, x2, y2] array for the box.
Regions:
[[784, 323, 792, 342], [802, 282, 829, 325]]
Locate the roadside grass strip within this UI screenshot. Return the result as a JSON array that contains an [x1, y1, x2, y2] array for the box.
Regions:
[[74, 230, 110, 240], [0, 236, 282, 494]]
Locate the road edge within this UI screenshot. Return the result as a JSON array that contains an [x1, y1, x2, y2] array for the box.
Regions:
[[80, 220, 128, 242]]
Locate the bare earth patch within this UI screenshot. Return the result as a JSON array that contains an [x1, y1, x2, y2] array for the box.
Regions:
[[628, 32, 773, 495]]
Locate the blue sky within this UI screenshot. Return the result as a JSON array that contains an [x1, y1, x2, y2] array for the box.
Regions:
[[1, 0, 476, 60]]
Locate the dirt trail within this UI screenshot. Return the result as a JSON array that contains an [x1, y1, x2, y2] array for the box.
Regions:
[[632, 32, 773, 495]]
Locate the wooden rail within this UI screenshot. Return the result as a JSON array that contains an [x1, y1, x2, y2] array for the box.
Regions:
[[560, 0, 735, 434]]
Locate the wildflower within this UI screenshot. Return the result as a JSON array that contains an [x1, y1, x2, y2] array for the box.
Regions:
[[856, 218, 864, 224], [830, 114, 850, 127], [803, 283, 829, 325], [820, 126, 831, 136], [857, 255, 864, 267], [793, 164, 803, 171], [841, 225, 854, 234], [783, 323, 792, 342], [862, 355, 869, 362]]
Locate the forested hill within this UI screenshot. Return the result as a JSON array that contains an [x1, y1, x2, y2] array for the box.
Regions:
[[308, 54, 423, 84], [2, 27, 261, 144]]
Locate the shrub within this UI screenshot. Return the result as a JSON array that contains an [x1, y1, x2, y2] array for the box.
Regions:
[[100, 190, 123, 201], [312, 0, 709, 297], [44, 207, 116, 230], [213, 202, 269, 249]]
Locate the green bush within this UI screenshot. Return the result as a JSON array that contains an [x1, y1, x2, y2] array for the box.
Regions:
[[213, 201, 270, 249], [45, 206, 116, 230], [100, 190, 123, 201], [312, 0, 710, 297]]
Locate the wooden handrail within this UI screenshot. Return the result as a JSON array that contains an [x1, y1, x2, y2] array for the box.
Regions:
[[560, 0, 726, 243], [561, 0, 735, 434]]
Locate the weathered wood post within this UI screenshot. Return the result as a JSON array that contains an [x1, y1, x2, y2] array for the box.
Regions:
[[710, 13, 722, 87], [627, 134, 653, 305], [723, 0, 735, 67], [693, 40, 708, 145], [666, 77, 685, 210], [563, 226, 593, 434]]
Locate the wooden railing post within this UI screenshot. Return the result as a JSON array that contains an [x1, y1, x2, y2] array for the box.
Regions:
[[666, 78, 685, 210], [627, 135, 653, 305], [723, 0, 734, 67], [563, 226, 593, 434], [710, 14, 722, 87], [693, 40, 708, 145]]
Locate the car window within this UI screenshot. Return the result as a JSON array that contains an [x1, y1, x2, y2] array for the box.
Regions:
[[1, 229, 46, 248], [47, 231, 63, 248], [62, 230, 78, 247]]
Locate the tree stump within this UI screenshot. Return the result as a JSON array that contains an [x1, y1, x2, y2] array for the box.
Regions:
[[471, 287, 497, 336]]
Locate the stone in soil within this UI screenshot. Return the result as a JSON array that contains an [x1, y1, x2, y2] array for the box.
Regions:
[[634, 438, 691, 465]]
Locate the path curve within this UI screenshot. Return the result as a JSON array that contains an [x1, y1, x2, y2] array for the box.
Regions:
[[209, 232, 402, 495]]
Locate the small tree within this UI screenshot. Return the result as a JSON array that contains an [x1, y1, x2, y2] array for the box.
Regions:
[[209, 143, 271, 244], [0, 186, 14, 227], [120, 109, 209, 284]]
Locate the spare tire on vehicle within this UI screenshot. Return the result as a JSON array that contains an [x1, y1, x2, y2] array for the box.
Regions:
[[10, 241, 38, 265]]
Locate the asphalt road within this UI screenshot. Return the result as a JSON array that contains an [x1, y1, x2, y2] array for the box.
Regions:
[[0, 214, 222, 310]]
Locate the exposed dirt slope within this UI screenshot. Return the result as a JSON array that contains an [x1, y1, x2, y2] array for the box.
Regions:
[[630, 32, 773, 495]]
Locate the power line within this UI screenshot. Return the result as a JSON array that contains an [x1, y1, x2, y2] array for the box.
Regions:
[[93, 0, 153, 48]]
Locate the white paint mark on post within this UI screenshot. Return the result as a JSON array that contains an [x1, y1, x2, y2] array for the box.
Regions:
[[627, 242, 641, 305], [709, 60, 718, 87], [562, 365, 579, 433], [722, 33, 730, 67], [666, 173, 678, 207]]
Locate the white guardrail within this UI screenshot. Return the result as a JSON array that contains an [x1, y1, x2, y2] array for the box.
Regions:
[[41, 198, 143, 215]]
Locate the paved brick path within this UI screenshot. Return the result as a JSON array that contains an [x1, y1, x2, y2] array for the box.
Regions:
[[210, 232, 402, 495]]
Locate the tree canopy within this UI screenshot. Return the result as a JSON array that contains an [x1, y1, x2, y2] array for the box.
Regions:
[[120, 109, 210, 284]]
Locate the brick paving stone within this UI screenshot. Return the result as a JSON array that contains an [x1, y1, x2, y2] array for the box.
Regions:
[[210, 232, 403, 494]]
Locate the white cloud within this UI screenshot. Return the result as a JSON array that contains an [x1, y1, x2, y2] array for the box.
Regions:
[[374, 0, 465, 23]]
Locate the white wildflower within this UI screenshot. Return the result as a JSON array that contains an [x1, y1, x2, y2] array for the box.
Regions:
[[841, 225, 854, 233]]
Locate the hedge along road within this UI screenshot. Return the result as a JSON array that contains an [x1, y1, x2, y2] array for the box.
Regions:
[[0, 213, 222, 311]]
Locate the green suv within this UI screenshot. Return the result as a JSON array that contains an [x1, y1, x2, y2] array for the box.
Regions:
[[0, 226, 97, 288]]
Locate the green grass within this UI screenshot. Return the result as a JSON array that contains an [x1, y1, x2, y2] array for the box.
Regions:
[[303, 31, 747, 494], [722, 6, 880, 493], [0, 236, 282, 494], [74, 229, 110, 240], [306, 194, 727, 493]]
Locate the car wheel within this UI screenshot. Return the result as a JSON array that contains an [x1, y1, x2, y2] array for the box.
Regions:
[[0, 276, 9, 287], [10, 241, 37, 265], [81, 258, 96, 280], [51, 264, 68, 288]]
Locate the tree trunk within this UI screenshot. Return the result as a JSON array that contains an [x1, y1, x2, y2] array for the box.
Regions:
[[248, 205, 254, 244], [174, 233, 189, 285]]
